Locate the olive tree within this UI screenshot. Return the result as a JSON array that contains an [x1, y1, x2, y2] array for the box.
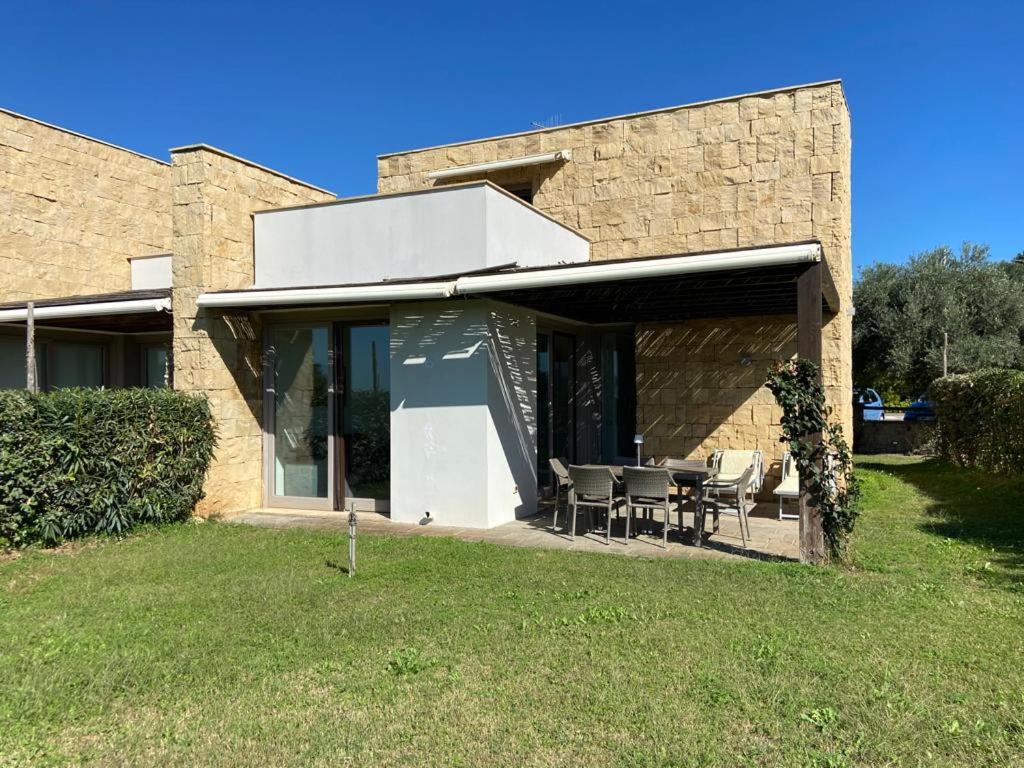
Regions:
[[853, 243, 1024, 398]]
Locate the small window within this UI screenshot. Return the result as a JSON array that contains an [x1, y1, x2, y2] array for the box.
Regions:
[[501, 183, 534, 205], [144, 345, 169, 388]]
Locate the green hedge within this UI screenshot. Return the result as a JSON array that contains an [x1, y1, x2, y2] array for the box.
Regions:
[[0, 388, 216, 548], [930, 368, 1024, 474]]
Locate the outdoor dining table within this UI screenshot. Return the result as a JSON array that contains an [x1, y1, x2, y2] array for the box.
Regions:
[[595, 461, 719, 547]]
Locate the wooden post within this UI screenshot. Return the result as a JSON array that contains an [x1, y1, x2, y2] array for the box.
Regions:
[[25, 301, 38, 393], [797, 263, 825, 564]]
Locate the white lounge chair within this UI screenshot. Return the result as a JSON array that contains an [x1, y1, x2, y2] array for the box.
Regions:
[[774, 451, 799, 520]]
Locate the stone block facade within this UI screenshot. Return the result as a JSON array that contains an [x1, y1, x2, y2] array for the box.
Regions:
[[169, 146, 333, 515], [378, 81, 853, 490], [0, 109, 171, 303]]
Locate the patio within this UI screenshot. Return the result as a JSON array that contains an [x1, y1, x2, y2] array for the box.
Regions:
[[228, 501, 799, 561]]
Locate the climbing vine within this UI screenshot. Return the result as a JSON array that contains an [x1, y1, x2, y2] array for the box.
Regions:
[[766, 359, 861, 561]]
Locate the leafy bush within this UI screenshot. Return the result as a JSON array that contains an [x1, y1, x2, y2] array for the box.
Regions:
[[766, 359, 861, 561], [930, 368, 1024, 474], [0, 388, 216, 548]]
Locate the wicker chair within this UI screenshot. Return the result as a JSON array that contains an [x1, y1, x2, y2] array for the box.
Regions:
[[623, 466, 675, 548], [657, 456, 698, 511], [703, 465, 756, 548], [566, 465, 622, 543], [549, 458, 573, 531]]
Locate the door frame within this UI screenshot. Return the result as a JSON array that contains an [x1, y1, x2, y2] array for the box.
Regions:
[[262, 322, 336, 511], [332, 319, 391, 514], [537, 326, 577, 495]]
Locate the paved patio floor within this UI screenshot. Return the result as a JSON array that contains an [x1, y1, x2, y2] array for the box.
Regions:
[[228, 501, 799, 561]]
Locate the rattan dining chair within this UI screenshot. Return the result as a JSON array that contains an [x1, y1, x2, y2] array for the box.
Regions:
[[658, 456, 698, 507], [549, 457, 573, 532], [567, 465, 622, 543], [703, 465, 756, 548], [623, 465, 675, 548]]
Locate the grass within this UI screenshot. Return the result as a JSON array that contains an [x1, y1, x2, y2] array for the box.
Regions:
[[1, 456, 1023, 767]]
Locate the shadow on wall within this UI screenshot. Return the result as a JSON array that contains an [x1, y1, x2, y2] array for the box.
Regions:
[[486, 306, 537, 517], [389, 306, 488, 409], [635, 315, 798, 492], [200, 310, 265, 423], [389, 302, 538, 520]]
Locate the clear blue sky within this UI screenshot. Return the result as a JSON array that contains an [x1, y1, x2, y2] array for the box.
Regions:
[[4, 1, 1021, 273]]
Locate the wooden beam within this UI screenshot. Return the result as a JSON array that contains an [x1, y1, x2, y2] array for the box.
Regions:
[[797, 263, 825, 564], [820, 257, 841, 314], [25, 301, 37, 393]]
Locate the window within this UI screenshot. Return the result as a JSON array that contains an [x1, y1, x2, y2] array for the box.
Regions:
[[0, 338, 28, 390], [501, 182, 534, 205], [600, 331, 637, 462], [144, 345, 168, 388], [49, 343, 104, 389], [0, 338, 46, 391]]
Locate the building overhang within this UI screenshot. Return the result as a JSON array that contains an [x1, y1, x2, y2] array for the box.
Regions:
[[0, 289, 173, 333], [197, 242, 837, 322]]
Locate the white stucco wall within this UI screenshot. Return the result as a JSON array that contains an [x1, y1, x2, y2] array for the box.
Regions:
[[253, 183, 587, 289], [389, 299, 537, 528]]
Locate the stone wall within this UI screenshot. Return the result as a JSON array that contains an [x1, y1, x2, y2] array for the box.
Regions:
[[170, 146, 333, 515], [636, 316, 795, 490], [378, 81, 854, 478], [0, 109, 171, 302]]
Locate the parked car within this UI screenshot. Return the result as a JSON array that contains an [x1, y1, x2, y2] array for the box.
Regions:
[[903, 396, 937, 422], [855, 387, 885, 421]]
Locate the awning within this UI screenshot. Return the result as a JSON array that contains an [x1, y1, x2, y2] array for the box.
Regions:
[[0, 289, 173, 332], [195, 242, 838, 322], [426, 150, 572, 181]]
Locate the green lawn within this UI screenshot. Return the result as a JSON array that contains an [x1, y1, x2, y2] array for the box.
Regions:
[[2, 457, 1023, 767]]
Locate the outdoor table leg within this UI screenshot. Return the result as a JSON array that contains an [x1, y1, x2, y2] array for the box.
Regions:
[[693, 479, 705, 547]]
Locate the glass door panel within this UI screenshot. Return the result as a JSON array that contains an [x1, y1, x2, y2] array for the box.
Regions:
[[536, 333, 551, 487], [341, 324, 390, 501], [271, 326, 330, 500], [552, 332, 576, 464]]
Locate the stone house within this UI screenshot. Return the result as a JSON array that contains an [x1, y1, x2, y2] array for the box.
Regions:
[[0, 80, 852, 558]]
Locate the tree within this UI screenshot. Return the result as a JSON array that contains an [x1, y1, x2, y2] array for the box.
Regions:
[[853, 243, 1024, 398]]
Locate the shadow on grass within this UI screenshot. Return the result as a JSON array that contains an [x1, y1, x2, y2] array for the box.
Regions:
[[858, 456, 1024, 591]]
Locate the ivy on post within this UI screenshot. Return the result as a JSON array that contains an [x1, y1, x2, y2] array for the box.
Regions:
[[796, 262, 825, 563], [767, 359, 861, 562]]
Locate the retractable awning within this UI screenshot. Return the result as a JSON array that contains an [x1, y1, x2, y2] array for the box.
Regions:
[[0, 289, 173, 332], [195, 241, 838, 322]]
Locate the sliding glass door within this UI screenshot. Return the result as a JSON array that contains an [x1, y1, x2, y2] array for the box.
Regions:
[[339, 323, 390, 507], [265, 321, 390, 511], [267, 325, 332, 507], [536, 329, 576, 493]]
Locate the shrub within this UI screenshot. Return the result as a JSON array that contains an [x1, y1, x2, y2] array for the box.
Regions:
[[930, 368, 1024, 474], [0, 388, 216, 548]]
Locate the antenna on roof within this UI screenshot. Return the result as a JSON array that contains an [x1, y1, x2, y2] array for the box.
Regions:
[[530, 114, 562, 129]]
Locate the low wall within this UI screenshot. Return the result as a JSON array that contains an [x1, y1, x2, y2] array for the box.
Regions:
[[855, 420, 934, 455]]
